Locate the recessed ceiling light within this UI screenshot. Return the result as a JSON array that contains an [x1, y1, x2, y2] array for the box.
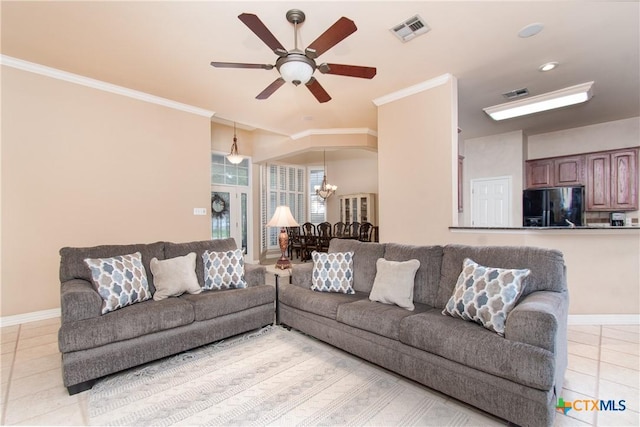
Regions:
[[539, 62, 559, 72], [518, 23, 544, 38]]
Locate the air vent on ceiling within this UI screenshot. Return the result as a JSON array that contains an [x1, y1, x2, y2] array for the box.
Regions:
[[502, 88, 530, 99], [390, 14, 430, 42]]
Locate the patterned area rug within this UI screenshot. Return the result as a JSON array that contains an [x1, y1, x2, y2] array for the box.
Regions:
[[88, 326, 497, 426]]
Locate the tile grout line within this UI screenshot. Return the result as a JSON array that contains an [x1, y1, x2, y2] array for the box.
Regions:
[[1, 325, 21, 426], [593, 325, 604, 427]]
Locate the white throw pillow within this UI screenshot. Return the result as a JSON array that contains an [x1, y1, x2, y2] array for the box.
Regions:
[[150, 252, 202, 301], [369, 258, 420, 310]]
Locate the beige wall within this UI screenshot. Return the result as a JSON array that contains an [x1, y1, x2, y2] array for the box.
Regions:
[[378, 78, 458, 245], [528, 117, 640, 159], [377, 76, 640, 315], [1, 66, 212, 317], [324, 150, 379, 224], [462, 130, 525, 227]]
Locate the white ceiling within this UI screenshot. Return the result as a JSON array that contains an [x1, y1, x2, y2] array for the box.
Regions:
[[2, 1, 639, 142]]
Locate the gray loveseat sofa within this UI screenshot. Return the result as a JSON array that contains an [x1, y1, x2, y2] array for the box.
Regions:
[[278, 239, 568, 427], [58, 238, 273, 395]]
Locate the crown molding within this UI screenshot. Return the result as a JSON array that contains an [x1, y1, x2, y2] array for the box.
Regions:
[[372, 73, 453, 106], [290, 128, 378, 141], [1, 55, 215, 118]]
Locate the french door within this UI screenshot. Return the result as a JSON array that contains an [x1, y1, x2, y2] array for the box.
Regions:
[[211, 186, 250, 258]]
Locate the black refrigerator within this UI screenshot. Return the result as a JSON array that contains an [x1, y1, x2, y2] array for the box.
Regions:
[[523, 186, 585, 227]]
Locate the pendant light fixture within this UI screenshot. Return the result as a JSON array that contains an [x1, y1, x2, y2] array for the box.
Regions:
[[227, 122, 243, 165], [314, 151, 337, 200]]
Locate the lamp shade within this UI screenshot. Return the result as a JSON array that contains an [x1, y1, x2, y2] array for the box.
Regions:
[[267, 206, 300, 227]]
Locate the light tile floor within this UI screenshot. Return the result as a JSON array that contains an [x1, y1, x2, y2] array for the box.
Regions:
[[1, 316, 638, 426]]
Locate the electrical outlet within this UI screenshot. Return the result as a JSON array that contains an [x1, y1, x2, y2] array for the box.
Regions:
[[193, 208, 207, 216]]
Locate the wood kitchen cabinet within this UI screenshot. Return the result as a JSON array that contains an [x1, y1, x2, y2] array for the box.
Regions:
[[527, 147, 638, 211], [587, 148, 638, 211], [525, 158, 555, 188], [526, 156, 584, 188]]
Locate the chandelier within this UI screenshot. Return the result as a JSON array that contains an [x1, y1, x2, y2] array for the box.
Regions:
[[314, 151, 337, 200]]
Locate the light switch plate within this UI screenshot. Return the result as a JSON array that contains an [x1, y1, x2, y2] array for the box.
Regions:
[[193, 208, 207, 216]]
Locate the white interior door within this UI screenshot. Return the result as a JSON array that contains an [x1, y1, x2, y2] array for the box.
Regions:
[[211, 186, 250, 258], [471, 177, 511, 227]]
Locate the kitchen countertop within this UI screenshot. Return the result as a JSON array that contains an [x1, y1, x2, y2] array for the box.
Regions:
[[450, 226, 639, 230]]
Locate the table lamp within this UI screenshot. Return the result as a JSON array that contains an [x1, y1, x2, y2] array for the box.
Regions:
[[266, 205, 300, 270]]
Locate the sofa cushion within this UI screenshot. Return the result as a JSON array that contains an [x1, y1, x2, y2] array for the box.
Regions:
[[84, 252, 151, 314], [59, 241, 165, 293], [58, 298, 194, 353], [442, 258, 530, 336], [329, 239, 386, 293], [150, 252, 202, 301], [383, 243, 443, 307], [369, 258, 420, 310], [180, 285, 275, 321], [399, 310, 555, 390], [164, 238, 238, 288], [337, 299, 431, 340], [202, 249, 247, 290], [279, 282, 367, 319], [311, 251, 355, 294], [436, 244, 566, 309]]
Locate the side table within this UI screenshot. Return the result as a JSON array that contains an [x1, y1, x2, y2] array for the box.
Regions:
[[265, 264, 292, 325]]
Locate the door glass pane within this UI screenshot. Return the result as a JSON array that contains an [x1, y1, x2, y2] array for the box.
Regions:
[[240, 192, 248, 254], [211, 191, 231, 239]]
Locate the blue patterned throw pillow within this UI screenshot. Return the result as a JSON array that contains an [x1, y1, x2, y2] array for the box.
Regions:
[[311, 251, 355, 294], [84, 252, 151, 314], [202, 249, 247, 290], [442, 258, 530, 336]]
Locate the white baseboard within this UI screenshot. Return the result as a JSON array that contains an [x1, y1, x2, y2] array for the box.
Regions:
[[568, 314, 640, 325], [0, 308, 61, 327]]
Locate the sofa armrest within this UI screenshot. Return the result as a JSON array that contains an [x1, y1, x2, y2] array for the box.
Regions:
[[245, 263, 266, 287], [505, 290, 569, 353], [60, 279, 102, 323], [291, 263, 313, 289]]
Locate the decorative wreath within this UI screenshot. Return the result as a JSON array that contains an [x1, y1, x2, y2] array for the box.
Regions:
[[211, 194, 228, 219]]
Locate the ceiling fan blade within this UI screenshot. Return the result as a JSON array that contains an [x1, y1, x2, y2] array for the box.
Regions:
[[305, 17, 357, 59], [318, 63, 376, 79], [256, 78, 285, 100], [306, 77, 331, 103], [211, 62, 274, 70], [238, 13, 288, 57]]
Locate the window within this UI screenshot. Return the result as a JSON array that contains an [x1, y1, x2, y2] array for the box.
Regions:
[[211, 154, 250, 186], [309, 168, 326, 224], [261, 164, 306, 251]]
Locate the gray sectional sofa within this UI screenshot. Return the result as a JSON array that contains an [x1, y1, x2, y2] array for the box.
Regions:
[[278, 239, 569, 427], [58, 238, 273, 395]]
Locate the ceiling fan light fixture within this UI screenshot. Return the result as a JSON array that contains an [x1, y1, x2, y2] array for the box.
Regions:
[[483, 81, 594, 121], [277, 55, 315, 86]]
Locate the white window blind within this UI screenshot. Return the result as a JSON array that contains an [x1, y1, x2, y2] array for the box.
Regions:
[[260, 163, 306, 251], [309, 168, 326, 224]]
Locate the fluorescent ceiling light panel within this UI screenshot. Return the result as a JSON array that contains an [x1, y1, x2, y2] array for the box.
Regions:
[[483, 81, 594, 121]]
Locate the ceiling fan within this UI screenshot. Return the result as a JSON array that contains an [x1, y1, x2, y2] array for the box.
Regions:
[[210, 9, 376, 103]]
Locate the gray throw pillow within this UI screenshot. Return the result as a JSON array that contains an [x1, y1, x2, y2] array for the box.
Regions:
[[150, 252, 202, 301], [369, 258, 420, 310]]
